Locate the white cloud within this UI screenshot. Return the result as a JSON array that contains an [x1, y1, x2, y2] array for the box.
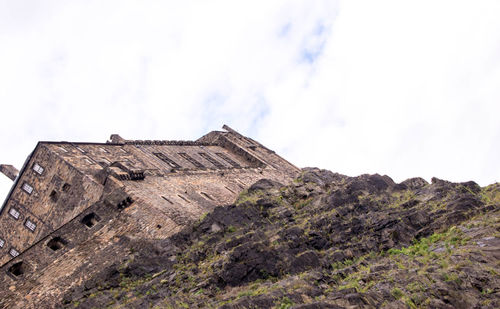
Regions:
[[0, 0, 499, 202]]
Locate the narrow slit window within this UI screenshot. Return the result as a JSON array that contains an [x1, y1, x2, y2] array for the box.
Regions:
[[22, 183, 33, 194], [225, 186, 236, 194], [9, 208, 20, 220], [24, 219, 36, 232], [58, 146, 68, 153], [9, 248, 19, 257], [161, 196, 174, 204], [178, 153, 205, 168], [200, 192, 214, 201], [76, 146, 86, 153], [153, 152, 181, 168], [32, 163, 44, 175], [199, 152, 225, 169], [84, 158, 93, 164], [177, 194, 191, 203], [0, 238, 5, 248], [215, 153, 241, 168], [99, 147, 109, 153]]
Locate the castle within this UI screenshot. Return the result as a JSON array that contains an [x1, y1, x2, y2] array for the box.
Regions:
[[0, 125, 299, 307]]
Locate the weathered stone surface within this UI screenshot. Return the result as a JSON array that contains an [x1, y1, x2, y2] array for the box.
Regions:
[[0, 126, 300, 308]]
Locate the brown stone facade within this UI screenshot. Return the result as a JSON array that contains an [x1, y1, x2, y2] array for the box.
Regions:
[[0, 126, 299, 308]]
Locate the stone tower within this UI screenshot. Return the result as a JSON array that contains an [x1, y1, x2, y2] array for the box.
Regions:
[[0, 126, 299, 307]]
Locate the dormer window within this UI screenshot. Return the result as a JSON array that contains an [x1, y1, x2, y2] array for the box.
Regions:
[[9, 248, 19, 257], [9, 208, 20, 220], [0, 238, 5, 248], [22, 183, 33, 194], [25, 219, 36, 232], [32, 163, 44, 175]]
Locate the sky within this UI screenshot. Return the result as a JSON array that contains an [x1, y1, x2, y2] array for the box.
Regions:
[[1, 0, 499, 202]]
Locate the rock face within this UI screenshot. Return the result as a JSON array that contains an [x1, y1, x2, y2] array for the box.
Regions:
[[19, 169, 500, 307]]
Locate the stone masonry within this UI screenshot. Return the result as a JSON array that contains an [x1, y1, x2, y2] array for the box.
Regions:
[[0, 126, 299, 308]]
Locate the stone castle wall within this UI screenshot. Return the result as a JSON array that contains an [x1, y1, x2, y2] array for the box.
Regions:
[[0, 128, 300, 308]]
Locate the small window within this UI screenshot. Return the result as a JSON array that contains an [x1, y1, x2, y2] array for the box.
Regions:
[[84, 158, 93, 164], [0, 238, 5, 248], [199, 152, 225, 169], [177, 194, 191, 203], [9, 248, 19, 257], [76, 146, 85, 153], [215, 153, 241, 168], [178, 152, 205, 168], [47, 237, 66, 251], [32, 163, 44, 175], [50, 190, 59, 203], [24, 219, 36, 232], [62, 183, 71, 192], [22, 183, 33, 194], [8, 261, 24, 276], [161, 196, 174, 204], [153, 152, 181, 168], [81, 213, 100, 228], [99, 147, 109, 153], [58, 146, 68, 153], [9, 208, 20, 220], [200, 192, 214, 201]]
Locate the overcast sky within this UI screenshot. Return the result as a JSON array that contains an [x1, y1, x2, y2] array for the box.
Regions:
[[1, 0, 499, 202]]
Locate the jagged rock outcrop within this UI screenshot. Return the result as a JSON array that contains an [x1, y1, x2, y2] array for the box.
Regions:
[[63, 169, 500, 308]]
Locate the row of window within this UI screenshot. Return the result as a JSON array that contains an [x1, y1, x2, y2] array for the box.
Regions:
[[18, 162, 46, 197], [8, 207, 37, 232], [153, 152, 241, 170]]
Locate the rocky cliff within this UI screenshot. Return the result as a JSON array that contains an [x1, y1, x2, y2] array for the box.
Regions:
[[62, 168, 499, 308]]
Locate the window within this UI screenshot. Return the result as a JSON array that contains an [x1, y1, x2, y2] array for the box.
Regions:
[[0, 238, 4, 248], [32, 163, 44, 175], [215, 152, 241, 168], [200, 192, 214, 201], [9, 208, 20, 220], [62, 183, 71, 192], [153, 152, 181, 168], [81, 213, 100, 228], [178, 152, 205, 168], [50, 190, 59, 203], [22, 183, 33, 194], [161, 196, 173, 204], [47, 237, 66, 251], [8, 261, 24, 276], [99, 147, 109, 153], [9, 248, 19, 257], [177, 194, 191, 203], [76, 146, 86, 153], [84, 158, 93, 165], [199, 152, 225, 169], [24, 219, 36, 232], [58, 146, 68, 153]]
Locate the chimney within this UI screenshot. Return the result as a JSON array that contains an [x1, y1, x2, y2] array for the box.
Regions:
[[0, 165, 19, 181], [108, 134, 125, 144]]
